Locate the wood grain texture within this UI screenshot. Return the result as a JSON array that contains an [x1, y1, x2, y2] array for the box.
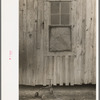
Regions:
[[92, 0, 96, 84], [84, 0, 95, 84], [56, 56, 60, 84], [73, 0, 82, 85], [81, 0, 86, 84], [19, 0, 23, 84], [69, 55, 74, 85], [53, 56, 57, 85], [59, 56, 63, 85], [65, 56, 69, 85], [19, 0, 28, 85], [36, 0, 44, 85], [19, 0, 96, 86], [26, 0, 38, 85]]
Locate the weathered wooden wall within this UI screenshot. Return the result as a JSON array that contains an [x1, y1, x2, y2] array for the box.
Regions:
[[19, 0, 96, 86]]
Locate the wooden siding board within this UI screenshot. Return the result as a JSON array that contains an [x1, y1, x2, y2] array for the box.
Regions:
[[46, 56, 49, 85], [37, 0, 44, 49], [19, 6, 23, 84], [77, 0, 82, 84], [43, 56, 46, 86], [36, 0, 44, 85], [59, 57, 63, 85], [89, 0, 94, 84], [72, 0, 77, 85], [52, 56, 54, 85], [65, 56, 69, 85], [53, 56, 57, 85], [26, 0, 38, 85], [44, 1, 50, 55], [19, 0, 23, 11], [84, 0, 94, 84], [56, 56, 60, 84], [92, 0, 96, 84], [19, 0, 24, 84], [21, 0, 27, 85], [81, 0, 86, 84], [69, 55, 74, 85], [74, 0, 82, 84], [48, 57, 51, 82], [62, 56, 65, 84]]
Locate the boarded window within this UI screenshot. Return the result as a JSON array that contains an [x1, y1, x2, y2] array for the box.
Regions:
[[49, 27, 72, 52], [51, 2, 71, 25]]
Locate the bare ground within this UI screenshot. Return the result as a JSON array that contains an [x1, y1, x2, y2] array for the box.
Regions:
[[19, 85, 96, 100]]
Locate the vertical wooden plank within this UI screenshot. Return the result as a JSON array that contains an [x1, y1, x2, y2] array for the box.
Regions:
[[59, 57, 63, 85], [43, 2, 48, 86], [84, 0, 94, 84], [77, 0, 83, 85], [43, 0, 47, 55], [53, 56, 57, 85], [91, 0, 96, 84], [56, 56, 60, 84], [37, 0, 44, 49], [52, 56, 54, 85], [44, 1, 50, 55], [48, 56, 51, 83], [43, 1, 50, 85], [22, 0, 27, 85], [43, 56, 47, 86], [19, 0, 24, 84], [19, 10, 23, 84], [65, 56, 69, 85], [26, 0, 37, 85], [62, 56, 65, 84], [19, 0, 24, 11], [46, 56, 49, 85], [81, 0, 86, 84], [48, 56, 53, 85], [89, 0, 94, 84], [74, 0, 82, 85], [92, 0, 96, 84], [72, 0, 77, 85], [36, 0, 44, 85], [69, 55, 74, 85]]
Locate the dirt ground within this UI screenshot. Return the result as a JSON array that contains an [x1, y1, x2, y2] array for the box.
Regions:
[[19, 85, 96, 100]]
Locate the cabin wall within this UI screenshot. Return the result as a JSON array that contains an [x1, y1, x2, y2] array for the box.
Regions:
[[19, 0, 96, 86]]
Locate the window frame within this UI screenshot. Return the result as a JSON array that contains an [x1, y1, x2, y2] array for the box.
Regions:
[[49, 1, 73, 52], [43, 0, 75, 55], [50, 1, 72, 26]]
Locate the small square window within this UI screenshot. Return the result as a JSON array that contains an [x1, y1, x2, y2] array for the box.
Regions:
[[50, 1, 71, 25]]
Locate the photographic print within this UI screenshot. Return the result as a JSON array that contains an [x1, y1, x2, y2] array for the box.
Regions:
[[19, 0, 96, 100]]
